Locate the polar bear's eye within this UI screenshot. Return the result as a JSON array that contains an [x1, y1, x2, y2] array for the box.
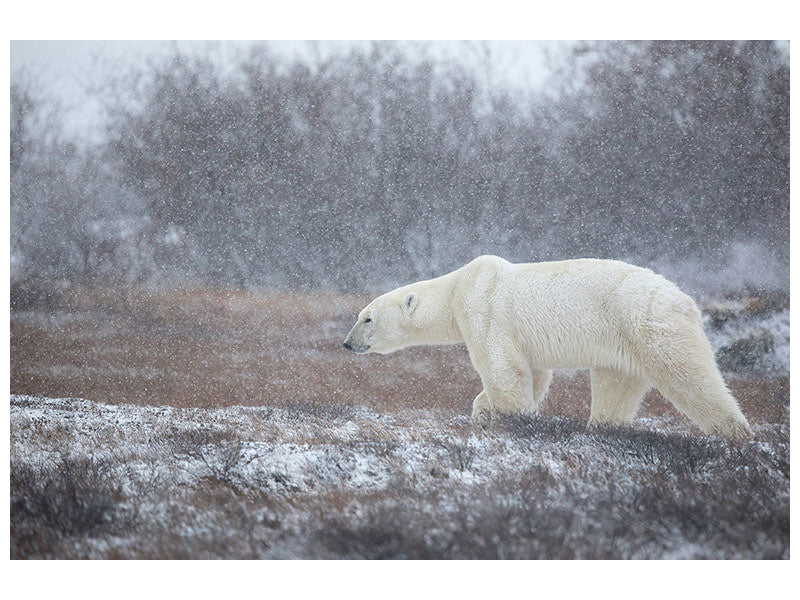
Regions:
[[364, 317, 372, 323]]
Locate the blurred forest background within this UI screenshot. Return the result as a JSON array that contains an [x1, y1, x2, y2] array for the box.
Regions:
[[10, 40, 789, 296]]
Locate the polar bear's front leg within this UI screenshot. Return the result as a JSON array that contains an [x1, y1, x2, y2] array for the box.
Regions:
[[466, 340, 537, 426], [476, 352, 536, 418], [532, 369, 553, 411], [472, 368, 548, 428]]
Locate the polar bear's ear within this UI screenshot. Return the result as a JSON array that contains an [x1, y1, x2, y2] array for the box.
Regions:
[[403, 293, 418, 316]]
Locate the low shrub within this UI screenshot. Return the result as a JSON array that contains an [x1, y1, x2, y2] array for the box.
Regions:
[[11, 454, 136, 558]]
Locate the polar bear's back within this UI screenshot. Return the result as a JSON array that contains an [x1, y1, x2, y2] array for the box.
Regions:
[[506, 257, 660, 323], [464, 256, 700, 373]]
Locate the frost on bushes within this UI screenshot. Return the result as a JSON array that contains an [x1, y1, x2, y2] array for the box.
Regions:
[[10, 453, 143, 558], [702, 293, 789, 375]]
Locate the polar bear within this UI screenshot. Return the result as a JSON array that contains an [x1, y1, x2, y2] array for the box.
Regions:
[[343, 255, 752, 441]]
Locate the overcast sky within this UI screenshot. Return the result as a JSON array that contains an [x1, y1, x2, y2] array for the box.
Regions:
[[11, 40, 565, 144]]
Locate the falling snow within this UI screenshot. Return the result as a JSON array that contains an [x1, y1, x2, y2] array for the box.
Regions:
[[10, 41, 789, 559]]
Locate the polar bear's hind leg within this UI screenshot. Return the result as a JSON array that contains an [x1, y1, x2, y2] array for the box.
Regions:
[[638, 312, 753, 441], [648, 368, 753, 441], [589, 368, 650, 426]]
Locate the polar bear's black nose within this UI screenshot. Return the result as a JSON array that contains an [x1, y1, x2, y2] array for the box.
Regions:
[[343, 340, 353, 351]]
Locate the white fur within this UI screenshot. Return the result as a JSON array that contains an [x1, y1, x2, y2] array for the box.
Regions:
[[344, 255, 752, 441]]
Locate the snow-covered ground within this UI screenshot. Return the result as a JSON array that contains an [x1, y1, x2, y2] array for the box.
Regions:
[[10, 288, 789, 558], [11, 391, 788, 559]]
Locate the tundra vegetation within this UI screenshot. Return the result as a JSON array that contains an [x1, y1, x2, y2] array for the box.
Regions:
[[10, 287, 789, 559]]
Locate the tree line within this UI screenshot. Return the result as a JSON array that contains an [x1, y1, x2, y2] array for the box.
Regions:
[[10, 41, 789, 293]]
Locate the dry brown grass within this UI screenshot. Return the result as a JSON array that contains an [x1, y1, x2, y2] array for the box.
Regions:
[[11, 285, 477, 414], [10, 284, 787, 429]]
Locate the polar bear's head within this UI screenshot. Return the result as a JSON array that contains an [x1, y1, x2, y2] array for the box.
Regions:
[[343, 289, 419, 355]]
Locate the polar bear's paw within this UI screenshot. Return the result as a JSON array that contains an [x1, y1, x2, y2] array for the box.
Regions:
[[471, 391, 492, 430]]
